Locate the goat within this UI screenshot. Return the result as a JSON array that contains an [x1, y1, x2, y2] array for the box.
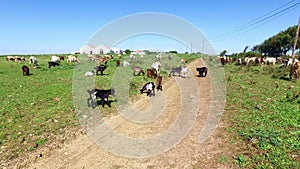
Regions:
[[21, 65, 30, 76], [67, 55, 79, 63], [196, 67, 208, 77], [132, 66, 145, 76], [84, 70, 95, 77], [290, 61, 300, 80], [123, 60, 129, 67], [96, 65, 107, 75], [169, 67, 182, 77], [50, 55, 60, 63], [140, 82, 155, 97], [87, 88, 115, 108], [156, 76, 162, 91], [48, 61, 60, 68], [29, 56, 38, 68], [147, 69, 157, 79], [116, 60, 120, 67], [156, 54, 162, 61], [180, 66, 188, 78]]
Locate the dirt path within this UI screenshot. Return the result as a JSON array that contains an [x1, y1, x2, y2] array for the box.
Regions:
[[19, 59, 236, 169]]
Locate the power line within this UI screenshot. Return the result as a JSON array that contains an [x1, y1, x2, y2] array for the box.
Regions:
[[221, 0, 297, 36], [212, 1, 300, 41]]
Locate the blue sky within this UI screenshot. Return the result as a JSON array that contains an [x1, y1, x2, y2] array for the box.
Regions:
[[0, 0, 299, 55]]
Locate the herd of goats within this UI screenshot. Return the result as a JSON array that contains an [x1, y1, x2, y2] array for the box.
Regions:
[[84, 54, 209, 108], [217, 55, 300, 80], [7, 53, 300, 108], [5, 54, 208, 108]]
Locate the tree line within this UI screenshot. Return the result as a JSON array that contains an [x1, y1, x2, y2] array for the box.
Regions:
[[223, 25, 300, 58], [253, 25, 300, 57]]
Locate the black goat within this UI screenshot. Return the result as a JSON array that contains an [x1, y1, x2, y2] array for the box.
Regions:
[[140, 82, 155, 97], [48, 61, 60, 68], [87, 88, 115, 108], [22, 65, 30, 76], [196, 67, 208, 77], [96, 65, 107, 75]]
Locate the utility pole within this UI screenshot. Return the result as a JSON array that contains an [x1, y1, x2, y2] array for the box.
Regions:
[[191, 43, 193, 54], [291, 17, 300, 64]]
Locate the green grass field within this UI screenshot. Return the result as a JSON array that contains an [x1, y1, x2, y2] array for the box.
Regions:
[[224, 63, 300, 168], [0, 53, 195, 162], [0, 54, 299, 168]]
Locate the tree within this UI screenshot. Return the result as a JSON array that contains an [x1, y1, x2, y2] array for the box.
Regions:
[[254, 25, 300, 56], [220, 50, 227, 56], [124, 49, 131, 55], [243, 46, 249, 53]]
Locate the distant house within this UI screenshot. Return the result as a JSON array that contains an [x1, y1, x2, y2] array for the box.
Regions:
[[111, 47, 123, 54], [94, 44, 110, 54], [131, 50, 145, 56], [79, 44, 122, 55], [80, 45, 94, 54]]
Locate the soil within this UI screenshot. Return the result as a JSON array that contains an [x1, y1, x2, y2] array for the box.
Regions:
[[5, 59, 240, 169]]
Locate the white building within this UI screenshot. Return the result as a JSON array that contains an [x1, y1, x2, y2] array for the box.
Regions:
[[131, 50, 145, 56], [111, 47, 122, 54], [79, 44, 112, 55], [94, 44, 110, 54], [79, 45, 94, 54]]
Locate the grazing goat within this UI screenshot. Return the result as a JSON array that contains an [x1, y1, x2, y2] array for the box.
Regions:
[[284, 58, 300, 67], [130, 54, 136, 60], [95, 56, 108, 65], [180, 66, 188, 78], [156, 76, 163, 91], [169, 67, 182, 77], [50, 55, 60, 63], [29, 56, 38, 68], [263, 57, 276, 65], [116, 60, 120, 67], [220, 57, 225, 66], [123, 60, 129, 67], [140, 82, 155, 97], [180, 58, 186, 64], [147, 69, 157, 79], [59, 56, 65, 60], [84, 71, 95, 77], [290, 61, 300, 80], [48, 61, 60, 68], [67, 55, 79, 63], [6, 56, 15, 61], [151, 61, 161, 74], [156, 54, 162, 61], [87, 88, 115, 108], [96, 65, 107, 75], [22, 65, 30, 76], [132, 66, 145, 76], [196, 67, 208, 77]]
